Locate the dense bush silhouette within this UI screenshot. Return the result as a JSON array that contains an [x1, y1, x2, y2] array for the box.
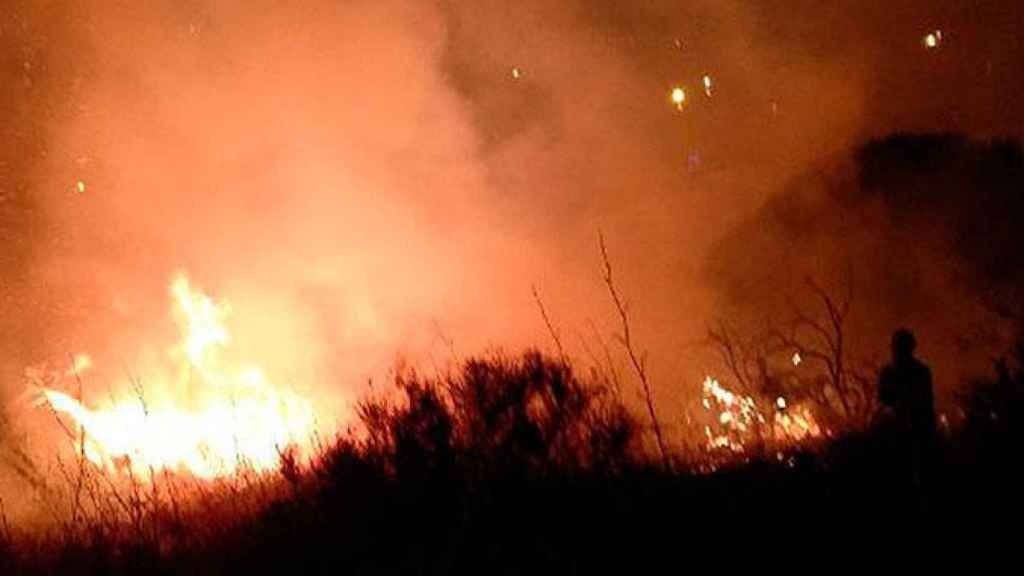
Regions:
[[361, 352, 637, 479], [4, 345, 1024, 573]]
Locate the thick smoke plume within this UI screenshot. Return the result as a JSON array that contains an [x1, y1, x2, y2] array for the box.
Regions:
[[2, 0, 1022, 512]]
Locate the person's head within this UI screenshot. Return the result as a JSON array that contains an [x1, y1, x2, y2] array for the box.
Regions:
[[891, 328, 917, 362]]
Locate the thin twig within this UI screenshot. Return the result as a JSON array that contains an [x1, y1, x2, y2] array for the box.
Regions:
[[532, 285, 567, 365], [598, 232, 671, 471]]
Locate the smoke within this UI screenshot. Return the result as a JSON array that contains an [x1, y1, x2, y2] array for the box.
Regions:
[[2, 0, 1023, 507], [706, 134, 1024, 403]]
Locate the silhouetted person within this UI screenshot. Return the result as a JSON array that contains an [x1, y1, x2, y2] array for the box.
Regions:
[[878, 329, 936, 498]]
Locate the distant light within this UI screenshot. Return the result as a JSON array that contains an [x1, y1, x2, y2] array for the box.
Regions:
[[702, 75, 713, 97], [670, 86, 686, 110], [75, 180, 86, 194], [791, 351, 802, 366], [776, 397, 787, 410], [923, 29, 942, 49]]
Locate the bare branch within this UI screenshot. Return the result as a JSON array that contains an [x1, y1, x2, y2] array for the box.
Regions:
[[576, 320, 623, 397], [532, 285, 567, 365], [598, 231, 671, 471], [707, 321, 754, 393]]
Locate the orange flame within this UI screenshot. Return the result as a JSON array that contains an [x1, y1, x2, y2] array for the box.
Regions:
[[700, 375, 823, 454], [38, 274, 318, 480]]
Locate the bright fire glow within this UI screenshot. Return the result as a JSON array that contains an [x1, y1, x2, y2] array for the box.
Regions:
[[923, 30, 942, 49], [701, 375, 822, 454], [66, 353, 92, 376], [37, 274, 318, 480]]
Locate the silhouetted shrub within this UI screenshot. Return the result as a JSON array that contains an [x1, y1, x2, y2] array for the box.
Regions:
[[359, 350, 639, 482]]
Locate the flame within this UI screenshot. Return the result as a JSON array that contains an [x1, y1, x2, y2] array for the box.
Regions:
[[700, 375, 822, 454], [38, 274, 318, 480], [772, 403, 821, 442], [171, 275, 230, 366]]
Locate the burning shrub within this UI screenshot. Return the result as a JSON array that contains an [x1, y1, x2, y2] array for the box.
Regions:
[[698, 375, 824, 458]]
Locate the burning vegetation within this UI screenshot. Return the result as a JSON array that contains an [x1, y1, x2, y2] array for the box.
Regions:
[[700, 375, 823, 455], [23, 269, 833, 491], [29, 275, 321, 480], [0, 131, 1018, 573], [2, 342, 1023, 573], [2, 0, 1024, 570]]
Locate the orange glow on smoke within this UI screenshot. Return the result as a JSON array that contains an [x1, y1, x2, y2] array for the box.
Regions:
[[37, 274, 318, 480]]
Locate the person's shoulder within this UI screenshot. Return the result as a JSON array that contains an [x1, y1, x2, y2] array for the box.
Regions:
[[912, 358, 933, 379]]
